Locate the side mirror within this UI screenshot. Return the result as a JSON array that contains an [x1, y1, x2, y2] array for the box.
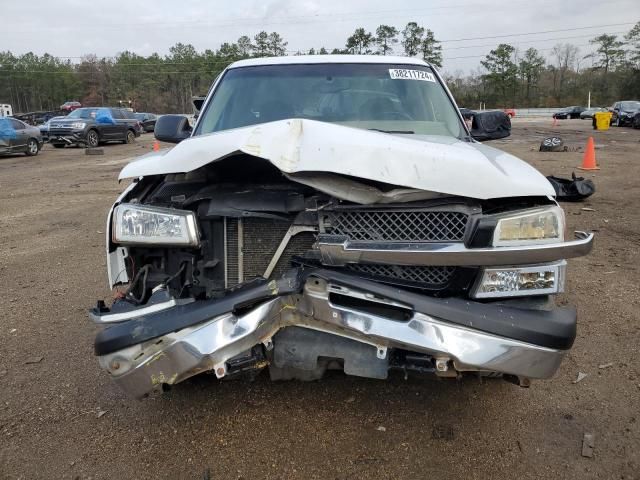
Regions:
[[154, 115, 192, 144]]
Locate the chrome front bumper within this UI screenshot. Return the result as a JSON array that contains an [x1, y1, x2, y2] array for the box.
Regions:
[[96, 274, 572, 399], [317, 231, 594, 266]]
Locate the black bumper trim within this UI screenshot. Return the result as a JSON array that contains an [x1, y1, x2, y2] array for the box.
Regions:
[[93, 268, 576, 356]]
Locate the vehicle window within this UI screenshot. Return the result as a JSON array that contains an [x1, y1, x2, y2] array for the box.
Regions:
[[122, 110, 136, 119], [10, 119, 24, 130], [111, 109, 125, 120], [195, 63, 464, 139], [134, 113, 145, 121], [620, 101, 640, 110], [67, 108, 98, 119]]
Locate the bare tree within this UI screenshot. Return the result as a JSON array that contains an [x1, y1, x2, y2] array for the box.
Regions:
[[551, 43, 579, 101]]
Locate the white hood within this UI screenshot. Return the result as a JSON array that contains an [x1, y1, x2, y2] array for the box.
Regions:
[[119, 119, 554, 201]]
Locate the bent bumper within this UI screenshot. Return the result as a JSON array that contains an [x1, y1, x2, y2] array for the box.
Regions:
[[93, 270, 576, 398]]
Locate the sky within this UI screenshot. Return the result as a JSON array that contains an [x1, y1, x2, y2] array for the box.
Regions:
[[2, 0, 639, 74]]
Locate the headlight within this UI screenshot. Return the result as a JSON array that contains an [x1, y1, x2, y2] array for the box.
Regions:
[[71, 122, 86, 129], [112, 204, 200, 246], [472, 261, 566, 299], [493, 206, 564, 246]]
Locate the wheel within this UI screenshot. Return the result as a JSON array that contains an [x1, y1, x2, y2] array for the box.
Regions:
[[24, 138, 39, 156], [52, 143, 66, 149], [125, 130, 136, 144], [539, 136, 564, 152], [86, 129, 99, 148]]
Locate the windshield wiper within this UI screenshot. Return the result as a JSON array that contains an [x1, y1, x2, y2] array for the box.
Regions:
[[368, 128, 415, 134]]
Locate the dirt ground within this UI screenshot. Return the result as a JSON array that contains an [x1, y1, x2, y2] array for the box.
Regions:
[[1, 120, 639, 480]]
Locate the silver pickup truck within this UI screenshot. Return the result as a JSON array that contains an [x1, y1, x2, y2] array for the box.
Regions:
[[90, 55, 593, 398]]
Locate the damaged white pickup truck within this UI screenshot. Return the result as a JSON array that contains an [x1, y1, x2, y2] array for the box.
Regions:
[[90, 56, 593, 398]]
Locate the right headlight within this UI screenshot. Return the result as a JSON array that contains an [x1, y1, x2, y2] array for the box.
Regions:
[[112, 203, 200, 246], [71, 122, 86, 129], [492, 206, 564, 247]]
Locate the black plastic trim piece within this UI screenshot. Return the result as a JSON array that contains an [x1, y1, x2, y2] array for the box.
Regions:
[[94, 267, 576, 357]]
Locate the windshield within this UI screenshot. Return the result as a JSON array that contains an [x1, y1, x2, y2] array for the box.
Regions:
[[195, 63, 465, 138], [620, 101, 640, 110], [66, 108, 98, 119]]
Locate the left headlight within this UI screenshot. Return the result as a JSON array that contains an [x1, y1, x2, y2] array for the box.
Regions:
[[112, 203, 200, 246], [493, 206, 564, 247]]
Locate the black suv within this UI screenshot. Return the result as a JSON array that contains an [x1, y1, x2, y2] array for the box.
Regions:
[[610, 100, 640, 127], [48, 107, 141, 148]]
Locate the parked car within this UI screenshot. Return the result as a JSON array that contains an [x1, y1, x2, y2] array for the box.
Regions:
[[60, 101, 82, 112], [579, 107, 608, 119], [134, 112, 158, 132], [610, 100, 640, 126], [48, 107, 141, 148], [0, 117, 43, 156], [90, 55, 593, 399], [633, 111, 640, 129], [552, 106, 585, 119]]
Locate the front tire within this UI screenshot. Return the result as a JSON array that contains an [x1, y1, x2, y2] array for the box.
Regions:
[[24, 139, 39, 156], [86, 129, 100, 148], [125, 130, 136, 144]]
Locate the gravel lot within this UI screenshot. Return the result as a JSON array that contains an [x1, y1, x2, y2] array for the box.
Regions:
[[1, 120, 639, 479]]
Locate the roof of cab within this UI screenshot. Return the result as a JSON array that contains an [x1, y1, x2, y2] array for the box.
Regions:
[[228, 54, 431, 69]]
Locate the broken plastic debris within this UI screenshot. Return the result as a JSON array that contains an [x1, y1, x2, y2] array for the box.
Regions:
[[598, 362, 614, 369], [96, 410, 108, 418], [25, 356, 44, 365], [573, 372, 588, 383], [376, 426, 386, 432]]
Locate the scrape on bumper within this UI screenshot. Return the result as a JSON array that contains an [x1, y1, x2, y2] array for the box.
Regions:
[[93, 270, 575, 398]]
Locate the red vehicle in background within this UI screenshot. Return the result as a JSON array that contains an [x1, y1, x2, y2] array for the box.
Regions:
[[60, 101, 82, 112], [503, 108, 516, 118]]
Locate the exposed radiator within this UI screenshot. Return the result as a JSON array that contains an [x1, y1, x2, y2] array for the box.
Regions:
[[225, 218, 315, 288]]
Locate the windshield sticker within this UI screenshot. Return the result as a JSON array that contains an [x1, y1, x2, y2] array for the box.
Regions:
[[389, 69, 435, 82]]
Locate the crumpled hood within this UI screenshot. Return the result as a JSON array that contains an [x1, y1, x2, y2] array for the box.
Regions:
[[119, 119, 554, 200]]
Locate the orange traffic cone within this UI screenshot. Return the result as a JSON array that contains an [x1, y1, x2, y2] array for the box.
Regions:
[[579, 137, 599, 170], [152, 140, 160, 152]]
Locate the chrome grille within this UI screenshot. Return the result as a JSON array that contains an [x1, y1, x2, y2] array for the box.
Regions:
[[323, 211, 468, 242], [346, 264, 456, 285]]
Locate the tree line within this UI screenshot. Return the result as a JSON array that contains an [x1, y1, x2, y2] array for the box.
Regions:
[[0, 21, 638, 115]]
